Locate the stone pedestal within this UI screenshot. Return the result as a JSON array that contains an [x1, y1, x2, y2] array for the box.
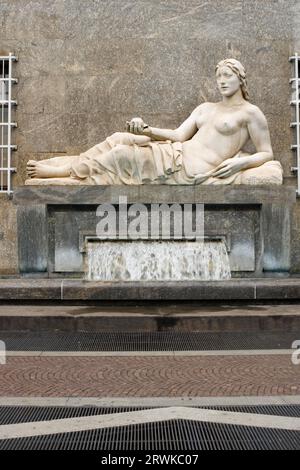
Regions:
[[13, 185, 296, 278]]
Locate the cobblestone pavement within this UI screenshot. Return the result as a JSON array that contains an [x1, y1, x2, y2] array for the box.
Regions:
[[0, 354, 299, 397]]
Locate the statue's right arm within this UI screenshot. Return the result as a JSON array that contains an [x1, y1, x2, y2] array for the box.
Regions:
[[127, 106, 201, 142], [147, 110, 198, 142]]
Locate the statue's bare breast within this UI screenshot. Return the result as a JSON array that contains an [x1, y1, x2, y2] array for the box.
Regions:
[[182, 104, 250, 175]]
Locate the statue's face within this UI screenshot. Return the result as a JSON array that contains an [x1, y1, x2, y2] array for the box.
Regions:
[[216, 66, 241, 97]]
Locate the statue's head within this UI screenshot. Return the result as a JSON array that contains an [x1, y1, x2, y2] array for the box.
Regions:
[[215, 59, 249, 101]]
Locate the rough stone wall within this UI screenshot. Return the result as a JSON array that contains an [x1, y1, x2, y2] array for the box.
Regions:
[[0, 0, 300, 274]]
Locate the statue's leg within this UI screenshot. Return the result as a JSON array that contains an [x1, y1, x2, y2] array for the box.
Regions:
[[34, 155, 81, 167], [70, 144, 134, 182], [26, 137, 115, 179], [26, 133, 151, 180], [70, 142, 153, 184], [27, 161, 72, 179], [79, 133, 151, 160], [26, 155, 83, 179]]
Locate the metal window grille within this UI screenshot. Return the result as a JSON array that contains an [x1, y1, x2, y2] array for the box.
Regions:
[[0, 53, 17, 195], [290, 53, 300, 196]]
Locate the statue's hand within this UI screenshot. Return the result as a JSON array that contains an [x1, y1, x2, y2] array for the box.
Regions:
[[212, 156, 250, 178], [126, 117, 149, 135]]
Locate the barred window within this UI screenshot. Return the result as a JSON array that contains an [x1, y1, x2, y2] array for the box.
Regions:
[[0, 53, 17, 194], [290, 53, 300, 196]]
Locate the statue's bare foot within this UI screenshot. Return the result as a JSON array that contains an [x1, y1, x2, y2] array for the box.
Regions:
[[27, 160, 38, 178], [27, 160, 70, 178]]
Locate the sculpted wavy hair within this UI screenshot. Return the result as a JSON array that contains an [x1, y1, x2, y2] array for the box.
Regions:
[[215, 59, 250, 101]]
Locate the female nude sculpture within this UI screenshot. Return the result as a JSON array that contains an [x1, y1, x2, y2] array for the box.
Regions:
[[26, 59, 283, 185]]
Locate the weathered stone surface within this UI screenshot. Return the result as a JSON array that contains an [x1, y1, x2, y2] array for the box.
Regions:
[[205, 207, 259, 272], [2, 278, 300, 302], [1, 300, 300, 332], [0, 197, 18, 275], [17, 205, 48, 273], [64, 38, 147, 77], [0, 0, 64, 40], [64, 75, 110, 116], [256, 279, 300, 300], [13, 185, 296, 206], [0, 279, 61, 300], [290, 201, 300, 273], [262, 204, 291, 272], [16, 113, 67, 154], [62, 280, 255, 301], [53, 209, 95, 273], [61, 0, 245, 41], [17, 75, 65, 115], [242, 0, 294, 40], [8, 40, 66, 78], [16, 112, 89, 155]]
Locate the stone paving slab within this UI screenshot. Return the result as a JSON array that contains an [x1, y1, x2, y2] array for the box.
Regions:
[[1, 395, 300, 407], [0, 355, 299, 398]]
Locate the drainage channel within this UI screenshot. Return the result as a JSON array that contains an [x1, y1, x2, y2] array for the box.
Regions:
[[0, 405, 299, 450], [0, 331, 298, 351], [1, 404, 300, 424]]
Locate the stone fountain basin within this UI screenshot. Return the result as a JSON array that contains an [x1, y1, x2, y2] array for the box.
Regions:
[[13, 185, 295, 279]]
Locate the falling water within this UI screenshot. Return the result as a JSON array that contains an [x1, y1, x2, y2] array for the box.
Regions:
[[86, 240, 231, 281]]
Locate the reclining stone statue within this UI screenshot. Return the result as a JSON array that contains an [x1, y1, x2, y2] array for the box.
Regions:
[[26, 58, 283, 186]]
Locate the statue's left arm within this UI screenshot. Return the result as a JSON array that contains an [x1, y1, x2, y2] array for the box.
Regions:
[[244, 106, 274, 167]]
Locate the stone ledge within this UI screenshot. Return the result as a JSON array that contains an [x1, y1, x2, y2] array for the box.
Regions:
[[62, 280, 254, 300], [13, 185, 296, 206], [256, 280, 300, 299], [0, 280, 62, 300], [1, 278, 300, 301], [0, 297, 300, 332]]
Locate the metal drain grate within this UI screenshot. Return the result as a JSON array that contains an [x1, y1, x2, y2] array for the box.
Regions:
[[0, 406, 147, 425], [0, 419, 299, 450], [1, 404, 300, 425], [0, 406, 299, 449], [0, 331, 298, 351], [0, 405, 300, 425]]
